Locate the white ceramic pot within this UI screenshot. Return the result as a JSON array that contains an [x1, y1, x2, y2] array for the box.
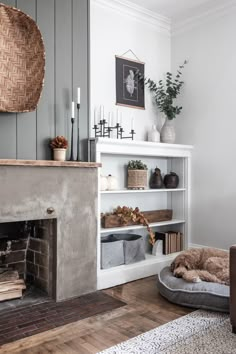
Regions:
[[148, 125, 160, 143], [107, 174, 118, 190], [100, 175, 108, 191], [160, 119, 175, 144], [53, 148, 66, 161]]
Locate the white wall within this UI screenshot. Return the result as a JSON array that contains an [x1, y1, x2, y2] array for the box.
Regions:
[[172, 10, 236, 249], [90, 1, 236, 250], [90, 0, 171, 140]]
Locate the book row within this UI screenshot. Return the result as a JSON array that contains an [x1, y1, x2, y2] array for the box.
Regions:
[[155, 231, 183, 255]]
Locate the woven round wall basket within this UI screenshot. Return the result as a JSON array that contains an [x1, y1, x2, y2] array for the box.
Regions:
[[0, 3, 45, 112], [127, 169, 148, 190]]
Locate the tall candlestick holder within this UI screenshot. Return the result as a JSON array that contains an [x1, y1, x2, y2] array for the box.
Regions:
[[93, 119, 135, 140], [114, 123, 120, 139], [76, 103, 81, 161], [70, 117, 75, 161]]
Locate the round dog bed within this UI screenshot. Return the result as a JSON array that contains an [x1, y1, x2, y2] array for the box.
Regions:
[[157, 267, 229, 312]]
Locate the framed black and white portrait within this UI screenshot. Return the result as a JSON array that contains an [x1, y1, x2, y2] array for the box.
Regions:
[[115, 56, 145, 110]]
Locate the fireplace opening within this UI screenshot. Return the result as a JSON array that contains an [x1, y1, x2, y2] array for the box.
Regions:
[[0, 219, 56, 310]]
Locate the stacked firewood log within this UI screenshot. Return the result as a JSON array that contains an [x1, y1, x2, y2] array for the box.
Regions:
[[0, 269, 26, 301]]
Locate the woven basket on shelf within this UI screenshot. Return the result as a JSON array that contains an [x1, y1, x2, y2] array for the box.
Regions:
[[127, 169, 147, 190], [0, 3, 45, 112]]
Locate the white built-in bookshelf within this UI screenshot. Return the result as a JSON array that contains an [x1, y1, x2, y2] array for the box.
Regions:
[[91, 138, 193, 289]]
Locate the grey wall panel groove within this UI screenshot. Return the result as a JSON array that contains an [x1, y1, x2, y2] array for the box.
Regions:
[[0, 0, 17, 159], [0, 0, 89, 161], [73, 0, 89, 161], [16, 0, 37, 160], [37, 0, 55, 161], [55, 0, 73, 161]]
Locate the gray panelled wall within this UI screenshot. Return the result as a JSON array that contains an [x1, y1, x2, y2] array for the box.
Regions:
[[0, 0, 89, 161]]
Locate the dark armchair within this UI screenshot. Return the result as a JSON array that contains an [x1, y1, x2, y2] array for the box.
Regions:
[[230, 245, 236, 333]]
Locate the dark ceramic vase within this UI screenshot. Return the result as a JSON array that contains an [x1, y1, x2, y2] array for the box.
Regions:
[[150, 167, 163, 189], [163, 172, 179, 189]]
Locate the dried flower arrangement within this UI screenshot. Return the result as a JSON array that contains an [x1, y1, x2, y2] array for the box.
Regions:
[[102, 206, 155, 246], [50, 136, 68, 150]]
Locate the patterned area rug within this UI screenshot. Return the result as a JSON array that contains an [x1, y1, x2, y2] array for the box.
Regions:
[[98, 310, 236, 354]]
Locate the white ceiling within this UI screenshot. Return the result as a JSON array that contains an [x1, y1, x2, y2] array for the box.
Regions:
[[127, 0, 216, 19]]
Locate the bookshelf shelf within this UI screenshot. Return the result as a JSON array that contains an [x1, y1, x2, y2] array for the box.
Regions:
[[91, 138, 193, 290], [101, 188, 186, 194], [100, 219, 185, 234], [97, 252, 179, 290]]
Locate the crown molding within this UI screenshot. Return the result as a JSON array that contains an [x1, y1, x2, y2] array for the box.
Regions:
[[172, 0, 236, 36], [91, 0, 236, 37], [91, 0, 171, 35]]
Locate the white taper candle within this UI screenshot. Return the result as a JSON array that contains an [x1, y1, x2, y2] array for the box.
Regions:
[[108, 112, 112, 126], [100, 105, 104, 120], [131, 117, 134, 130], [116, 109, 119, 124], [94, 108, 97, 126], [77, 88, 80, 104], [72, 101, 75, 118]]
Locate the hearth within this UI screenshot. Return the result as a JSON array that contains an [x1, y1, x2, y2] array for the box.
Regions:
[[0, 218, 56, 305]]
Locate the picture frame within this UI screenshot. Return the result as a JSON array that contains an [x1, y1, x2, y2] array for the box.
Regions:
[[115, 55, 145, 110]]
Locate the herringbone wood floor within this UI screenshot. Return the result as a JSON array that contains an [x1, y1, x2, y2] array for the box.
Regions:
[[0, 277, 193, 353]]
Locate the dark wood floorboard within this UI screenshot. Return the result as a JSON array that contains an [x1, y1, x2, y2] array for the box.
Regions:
[[0, 276, 193, 353]]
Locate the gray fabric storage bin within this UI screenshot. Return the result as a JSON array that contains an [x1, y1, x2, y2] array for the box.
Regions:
[[101, 235, 124, 269], [116, 234, 145, 265], [101, 234, 145, 269]]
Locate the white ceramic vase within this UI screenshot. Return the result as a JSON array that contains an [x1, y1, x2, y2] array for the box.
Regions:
[[100, 175, 108, 191], [107, 175, 118, 190], [148, 125, 160, 143], [160, 119, 175, 144], [53, 148, 66, 161]]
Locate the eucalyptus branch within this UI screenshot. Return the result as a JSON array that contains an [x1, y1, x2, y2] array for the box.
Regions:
[[139, 60, 187, 120]]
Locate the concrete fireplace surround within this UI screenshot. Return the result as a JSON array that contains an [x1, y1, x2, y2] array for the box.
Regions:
[[0, 159, 100, 301]]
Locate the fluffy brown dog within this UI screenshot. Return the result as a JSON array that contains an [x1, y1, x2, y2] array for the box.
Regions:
[[170, 248, 229, 285]]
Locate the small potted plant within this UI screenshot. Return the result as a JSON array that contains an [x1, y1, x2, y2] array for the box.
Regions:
[[50, 136, 68, 161], [127, 160, 148, 189]]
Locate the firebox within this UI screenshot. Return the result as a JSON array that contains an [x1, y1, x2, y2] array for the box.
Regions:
[[0, 219, 56, 301]]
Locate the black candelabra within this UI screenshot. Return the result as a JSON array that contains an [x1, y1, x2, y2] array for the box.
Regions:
[[69, 117, 75, 161], [76, 103, 80, 161], [69, 104, 81, 161], [93, 119, 135, 140]]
